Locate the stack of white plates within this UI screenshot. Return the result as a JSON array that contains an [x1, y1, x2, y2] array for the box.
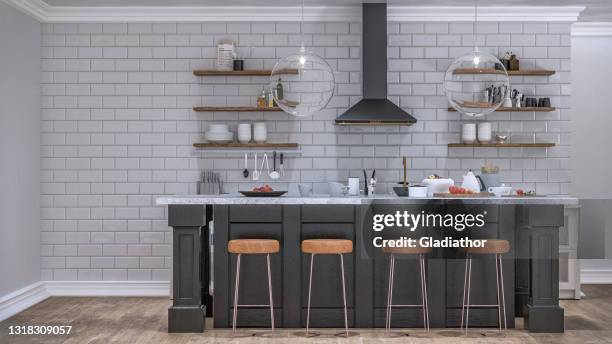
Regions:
[[205, 124, 233, 143]]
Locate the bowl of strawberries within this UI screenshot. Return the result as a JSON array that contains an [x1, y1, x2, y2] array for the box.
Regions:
[[239, 185, 287, 197]]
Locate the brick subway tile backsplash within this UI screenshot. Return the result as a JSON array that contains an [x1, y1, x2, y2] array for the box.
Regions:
[[40, 21, 572, 281]]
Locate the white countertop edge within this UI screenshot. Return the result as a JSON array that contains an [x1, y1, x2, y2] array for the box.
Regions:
[[156, 194, 579, 206]]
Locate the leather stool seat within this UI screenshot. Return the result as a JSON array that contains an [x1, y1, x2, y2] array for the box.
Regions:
[[383, 245, 433, 255], [464, 239, 510, 254], [228, 239, 280, 254], [301, 239, 353, 254]]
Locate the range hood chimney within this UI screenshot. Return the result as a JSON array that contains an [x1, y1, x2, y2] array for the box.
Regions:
[[335, 3, 417, 126]]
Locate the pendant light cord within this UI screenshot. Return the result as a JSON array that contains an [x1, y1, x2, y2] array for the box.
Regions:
[[300, 0, 305, 50], [473, 0, 478, 51]]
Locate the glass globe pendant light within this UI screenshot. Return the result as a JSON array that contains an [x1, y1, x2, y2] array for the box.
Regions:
[[270, 0, 335, 117], [443, 0, 509, 117]]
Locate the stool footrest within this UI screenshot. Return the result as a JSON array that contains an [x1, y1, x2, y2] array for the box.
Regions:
[[465, 304, 501, 308], [236, 304, 273, 308], [389, 304, 424, 308]]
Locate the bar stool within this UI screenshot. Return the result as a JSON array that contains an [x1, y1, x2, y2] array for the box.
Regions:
[[461, 239, 510, 334], [383, 245, 432, 332], [228, 239, 280, 332], [301, 239, 353, 337]]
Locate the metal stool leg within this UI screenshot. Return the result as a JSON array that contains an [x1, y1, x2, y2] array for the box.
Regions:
[[495, 253, 502, 331], [499, 254, 507, 330], [339, 253, 349, 337], [266, 253, 275, 331], [461, 254, 468, 329], [464, 255, 472, 335], [420, 254, 430, 331], [385, 254, 395, 332], [306, 253, 315, 336], [232, 253, 242, 332]]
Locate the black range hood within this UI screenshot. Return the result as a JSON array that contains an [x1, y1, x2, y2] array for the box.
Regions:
[[335, 3, 417, 126]]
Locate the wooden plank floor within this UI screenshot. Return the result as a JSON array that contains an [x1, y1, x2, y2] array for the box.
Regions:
[[1, 285, 611, 343]]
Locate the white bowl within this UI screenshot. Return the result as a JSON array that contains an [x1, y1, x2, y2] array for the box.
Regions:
[[208, 124, 229, 133], [205, 131, 233, 142], [488, 186, 512, 197]]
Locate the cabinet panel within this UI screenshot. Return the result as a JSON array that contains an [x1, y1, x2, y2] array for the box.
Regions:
[[300, 223, 355, 308], [228, 223, 283, 307], [301, 205, 354, 223], [230, 205, 282, 223]]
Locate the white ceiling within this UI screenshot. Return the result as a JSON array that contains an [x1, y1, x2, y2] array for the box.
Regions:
[[38, 0, 612, 22]]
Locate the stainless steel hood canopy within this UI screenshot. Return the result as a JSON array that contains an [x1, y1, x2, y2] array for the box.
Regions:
[[335, 3, 417, 126]]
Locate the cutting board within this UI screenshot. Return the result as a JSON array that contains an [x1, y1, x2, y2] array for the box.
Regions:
[[433, 192, 494, 198]]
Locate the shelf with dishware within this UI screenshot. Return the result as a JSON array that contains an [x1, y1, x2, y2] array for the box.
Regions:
[[193, 68, 298, 76], [452, 68, 556, 76], [193, 106, 283, 112], [448, 142, 556, 148], [193, 142, 298, 149], [447, 106, 555, 112]]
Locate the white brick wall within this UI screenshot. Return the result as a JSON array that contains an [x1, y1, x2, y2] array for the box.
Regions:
[[40, 21, 571, 281]]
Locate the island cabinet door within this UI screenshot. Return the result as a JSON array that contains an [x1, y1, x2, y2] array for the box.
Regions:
[[299, 205, 356, 328], [223, 205, 284, 327], [370, 204, 444, 328], [445, 205, 515, 328]]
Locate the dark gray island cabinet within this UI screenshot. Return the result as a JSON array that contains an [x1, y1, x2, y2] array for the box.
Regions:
[[157, 195, 578, 333]]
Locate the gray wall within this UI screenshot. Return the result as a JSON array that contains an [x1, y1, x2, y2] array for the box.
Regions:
[[39, 21, 571, 281], [0, 2, 41, 296], [571, 34, 612, 269]]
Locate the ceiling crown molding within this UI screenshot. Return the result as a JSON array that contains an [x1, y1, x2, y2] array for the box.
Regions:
[[1, 1, 585, 23], [1, 0, 361, 22], [572, 22, 612, 36], [388, 6, 585, 22]]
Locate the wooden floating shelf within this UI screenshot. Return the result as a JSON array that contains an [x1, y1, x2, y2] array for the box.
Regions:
[[448, 107, 555, 112], [193, 69, 298, 76], [193, 142, 299, 149], [452, 68, 556, 76], [448, 143, 556, 148], [193, 106, 284, 112]]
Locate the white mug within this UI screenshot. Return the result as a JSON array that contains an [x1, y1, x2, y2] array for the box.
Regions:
[[348, 178, 360, 195]]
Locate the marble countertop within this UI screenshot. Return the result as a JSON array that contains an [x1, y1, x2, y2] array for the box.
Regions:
[[156, 194, 579, 205]]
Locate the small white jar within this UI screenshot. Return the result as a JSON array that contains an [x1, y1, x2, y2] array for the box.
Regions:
[[461, 123, 477, 143], [237, 123, 251, 143], [253, 122, 267, 143], [477, 122, 492, 143]]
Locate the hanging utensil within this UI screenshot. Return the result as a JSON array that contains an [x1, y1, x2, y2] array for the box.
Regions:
[[280, 153, 285, 177], [252, 152, 259, 181], [402, 156, 407, 187], [269, 151, 280, 180], [242, 153, 249, 178], [260, 153, 270, 179]]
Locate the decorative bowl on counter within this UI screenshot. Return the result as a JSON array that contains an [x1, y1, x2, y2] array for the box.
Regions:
[[239, 191, 287, 197]]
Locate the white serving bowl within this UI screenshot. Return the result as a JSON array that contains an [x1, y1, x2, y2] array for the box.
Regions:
[[421, 178, 455, 197], [488, 185, 512, 197]]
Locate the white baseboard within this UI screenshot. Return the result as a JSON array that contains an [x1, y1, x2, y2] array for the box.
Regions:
[[45, 281, 171, 297], [0, 281, 171, 321], [0, 282, 49, 322], [581, 269, 612, 284]]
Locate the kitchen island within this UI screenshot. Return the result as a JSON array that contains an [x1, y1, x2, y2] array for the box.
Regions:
[[157, 195, 578, 333]]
